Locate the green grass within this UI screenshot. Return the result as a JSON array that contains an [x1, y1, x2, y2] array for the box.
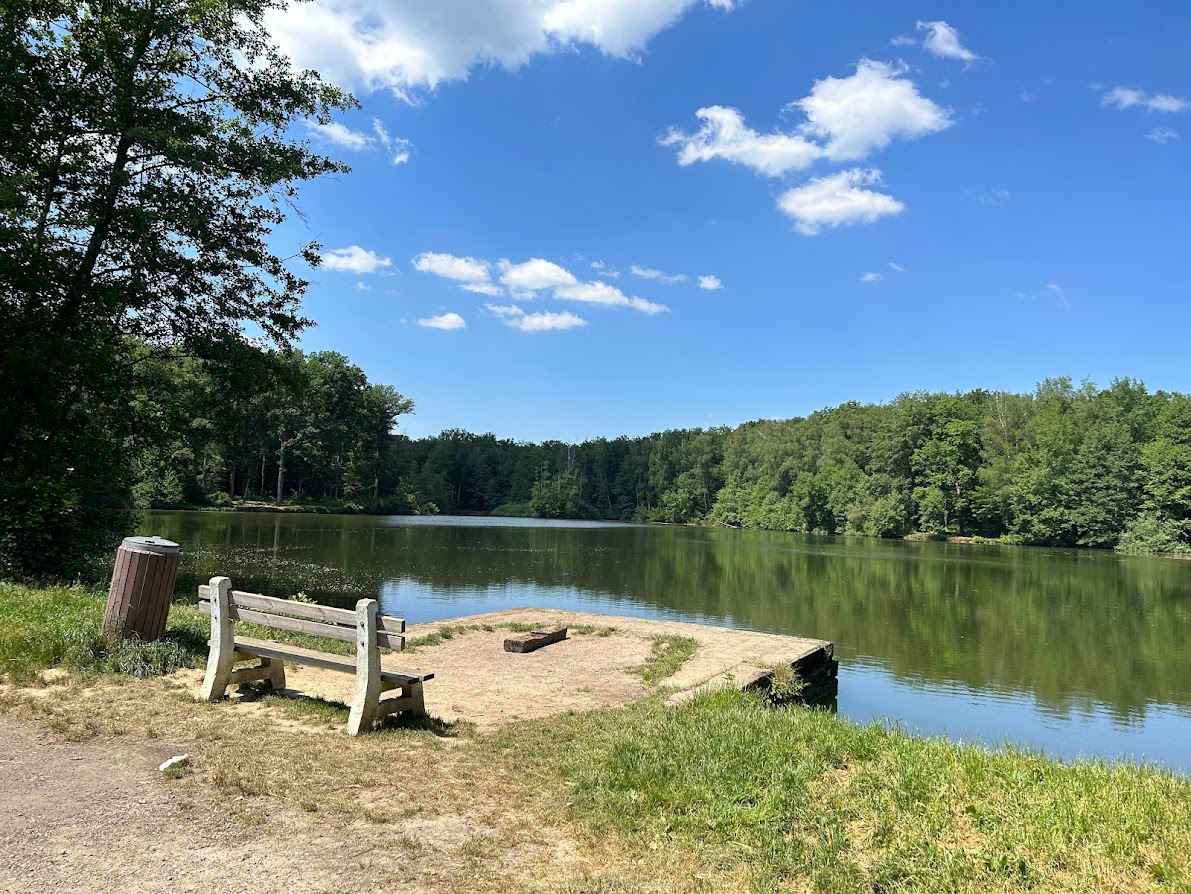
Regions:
[[0, 582, 209, 684], [0, 582, 372, 684], [629, 634, 699, 684], [493, 689, 1191, 893]]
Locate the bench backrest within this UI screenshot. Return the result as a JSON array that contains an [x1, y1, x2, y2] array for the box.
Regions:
[[198, 584, 406, 651]]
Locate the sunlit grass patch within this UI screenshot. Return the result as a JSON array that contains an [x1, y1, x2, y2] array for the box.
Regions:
[[491, 689, 1191, 893], [629, 635, 698, 685], [0, 581, 207, 684]]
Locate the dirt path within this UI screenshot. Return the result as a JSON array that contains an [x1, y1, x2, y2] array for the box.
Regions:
[[0, 715, 400, 894]]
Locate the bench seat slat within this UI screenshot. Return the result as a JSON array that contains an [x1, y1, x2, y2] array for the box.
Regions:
[[198, 586, 405, 634], [198, 600, 405, 651], [232, 636, 433, 685]]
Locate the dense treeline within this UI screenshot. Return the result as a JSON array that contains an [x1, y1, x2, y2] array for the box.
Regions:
[[154, 375, 1191, 556], [130, 346, 419, 513]]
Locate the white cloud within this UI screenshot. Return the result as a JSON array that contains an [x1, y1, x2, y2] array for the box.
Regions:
[[307, 118, 413, 165], [321, 245, 393, 273], [590, 260, 620, 278], [485, 303, 588, 332], [629, 264, 687, 284], [977, 189, 1012, 207], [484, 303, 525, 318], [308, 120, 373, 151], [794, 60, 952, 162], [425, 253, 667, 316], [1146, 127, 1181, 144], [372, 119, 414, 164], [412, 252, 498, 293], [916, 21, 977, 63], [697, 274, 722, 290], [509, 311, 588, 332], [860, 272, 883, 284], [777, 168, 905, 235], [498, 257, 578, 293], [888, 262, 905, 273], [1102, 87, 1188, 113], [417, 312, 467, 329], [664, 60, 949, 176], [267, 0, 736, 98], [555, 280, 668, 314], [659, 106, 823, 176], [355, 280, 371, 291]]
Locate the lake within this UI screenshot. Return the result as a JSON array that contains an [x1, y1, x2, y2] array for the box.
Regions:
[[141, 510, 1191, 774]]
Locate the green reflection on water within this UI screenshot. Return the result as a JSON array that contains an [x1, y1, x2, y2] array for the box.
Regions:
[[144, 510, 1191, 722]]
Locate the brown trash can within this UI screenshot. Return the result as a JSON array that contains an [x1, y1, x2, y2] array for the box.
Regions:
[[103, 536, 182, 642]]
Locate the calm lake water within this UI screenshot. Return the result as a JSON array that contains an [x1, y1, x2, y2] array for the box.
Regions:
[[142, 510, 1191, 774]]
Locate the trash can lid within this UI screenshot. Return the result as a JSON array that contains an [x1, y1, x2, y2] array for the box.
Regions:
[[121, 536, 181, 556]]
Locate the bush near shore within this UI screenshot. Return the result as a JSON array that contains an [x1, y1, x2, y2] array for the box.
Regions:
[[2, 582, 1189, 893]]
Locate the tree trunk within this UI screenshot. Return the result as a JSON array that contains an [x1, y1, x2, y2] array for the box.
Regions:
[[228, 461, 236, 500], [276, 441, 286, 505]]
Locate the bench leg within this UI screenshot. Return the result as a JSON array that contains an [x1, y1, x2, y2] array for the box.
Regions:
[[264, 657, 286, 691], [407, 680, 426, 717], [199, 577, 235, 702], [347, 599, 381, 736]]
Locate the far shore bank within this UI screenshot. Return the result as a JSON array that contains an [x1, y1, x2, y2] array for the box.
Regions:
[[140, 502, 1190, 557]]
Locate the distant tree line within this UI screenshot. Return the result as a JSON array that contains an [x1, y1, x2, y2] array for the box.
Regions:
[[130, 346, 418, 513], [147, 375, 1191, 556]]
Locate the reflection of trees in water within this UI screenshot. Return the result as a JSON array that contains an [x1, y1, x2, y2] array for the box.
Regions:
[[151, 512, 1190, 720]]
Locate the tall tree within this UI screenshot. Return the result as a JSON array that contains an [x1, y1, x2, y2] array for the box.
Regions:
[[0, 0, 349, 577]]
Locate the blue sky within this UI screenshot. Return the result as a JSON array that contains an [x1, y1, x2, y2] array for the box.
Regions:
[[265, 1, 1191, 442]]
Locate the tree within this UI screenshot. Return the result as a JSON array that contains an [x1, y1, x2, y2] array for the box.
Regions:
[[0, 0, 350, 577]]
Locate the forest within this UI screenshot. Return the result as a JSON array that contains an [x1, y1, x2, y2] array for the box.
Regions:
[[133, 356, 1191, 557]]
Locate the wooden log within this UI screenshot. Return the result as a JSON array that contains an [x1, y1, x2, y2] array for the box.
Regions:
[[503, 626, 568, 653]]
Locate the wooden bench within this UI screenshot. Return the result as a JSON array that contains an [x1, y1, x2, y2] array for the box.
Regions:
[[197, 576, 432, 735]]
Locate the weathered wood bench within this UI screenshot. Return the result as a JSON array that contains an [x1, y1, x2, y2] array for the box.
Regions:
[[197, 576, 432, 735]]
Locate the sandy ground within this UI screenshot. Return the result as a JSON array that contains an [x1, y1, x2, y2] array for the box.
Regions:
[[0, 715, 396, 894], [220, 607, 828, 730], [0, 609, 830, 893]]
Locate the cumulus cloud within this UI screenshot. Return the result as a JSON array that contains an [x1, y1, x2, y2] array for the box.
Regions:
[[321, 245, 393, 273], [777, 168, 905, 235], [629, 264, 687, 284], [697, 274, 723, 290], [916, 21, 978, 62], [422, 252, 667, 316], [859, 272, 883, 284], [412, 252, 499, 293], [1102, 87, 1188, 113], [417, 312, 467, 329], [659, 106, 823, 176], [1146, 127, 1181, 144], [266, 0, 737, 97], [794, 60, 952, 161], [663, 60, 950, 176], [499, 258, 578, 293], [485, 304, 587, 332]]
